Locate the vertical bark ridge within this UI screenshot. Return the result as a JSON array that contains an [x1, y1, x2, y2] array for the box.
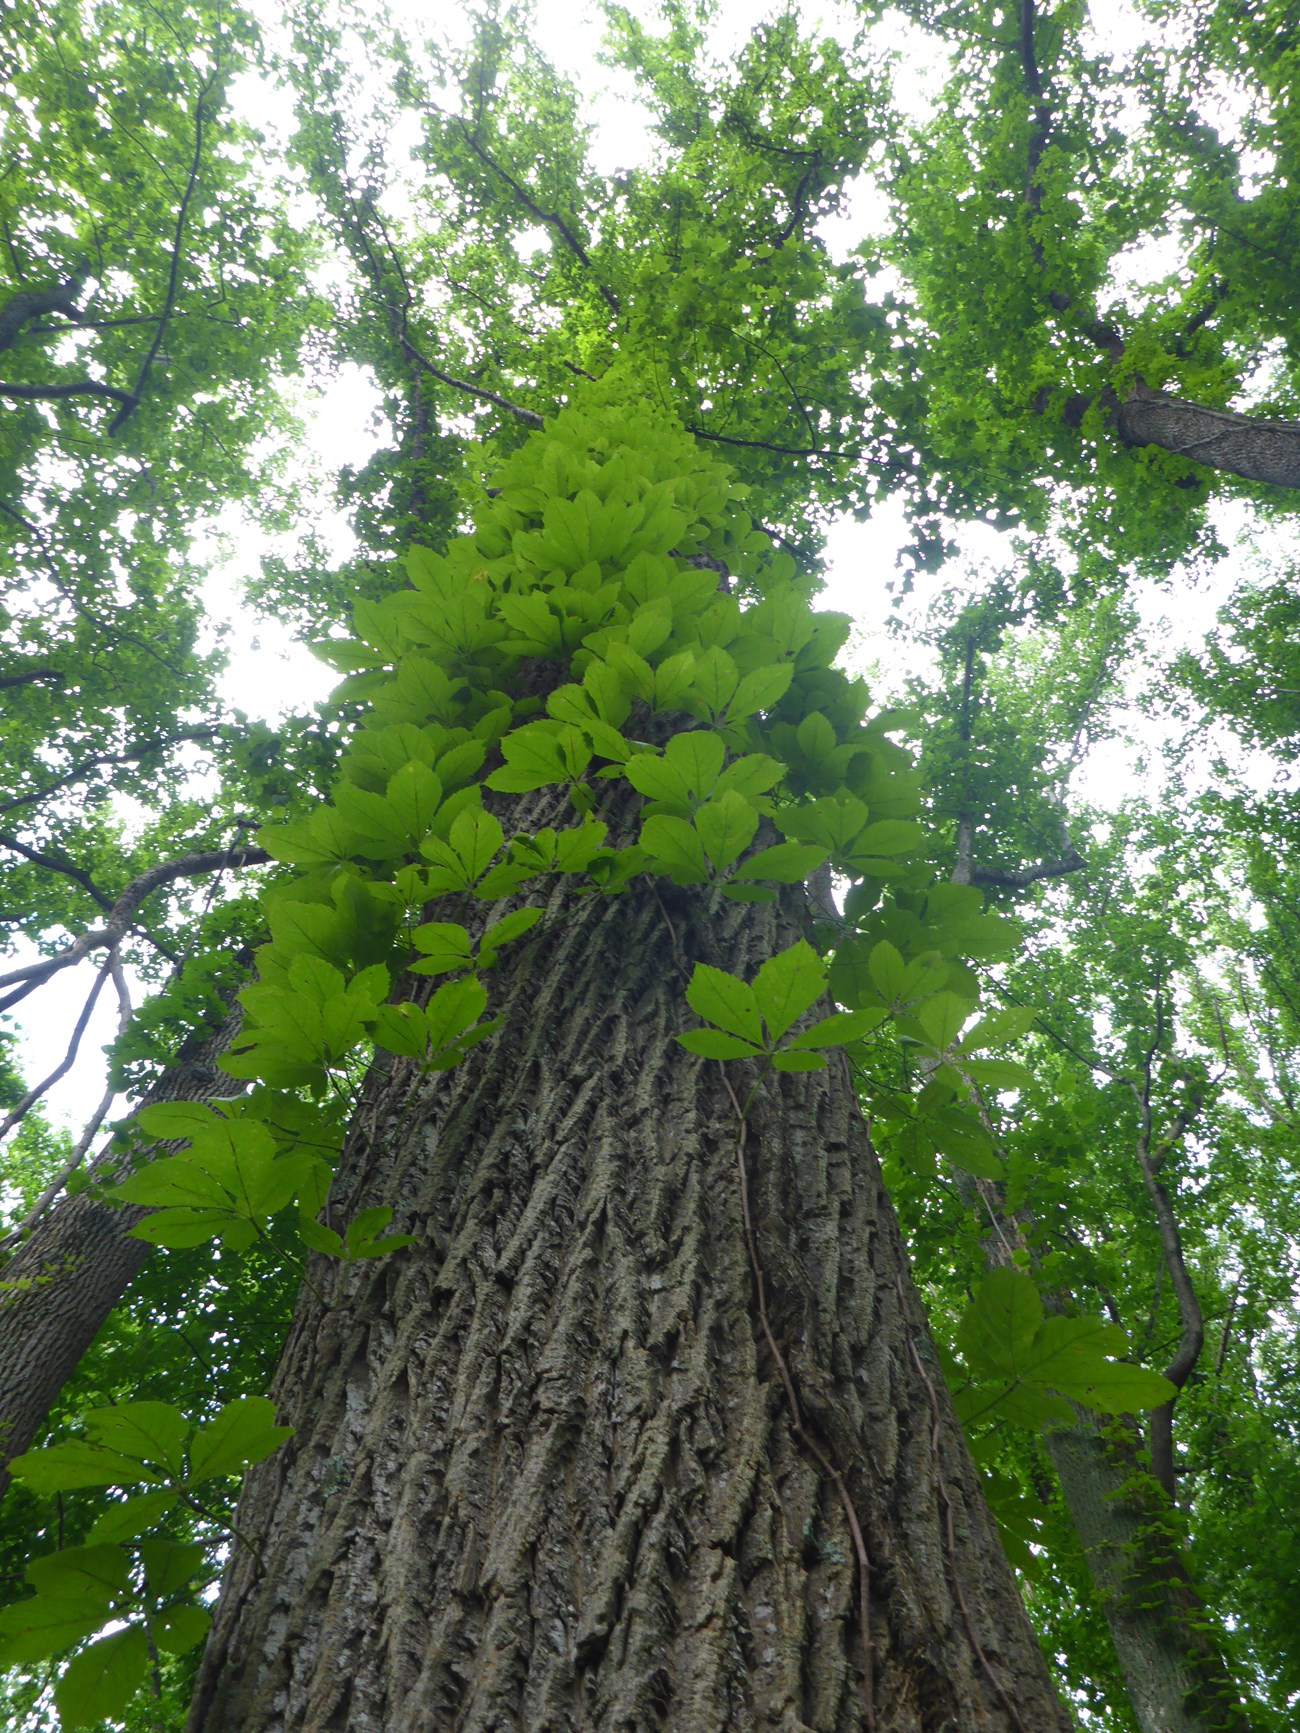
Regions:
[[188, 874, 1071, 1732]]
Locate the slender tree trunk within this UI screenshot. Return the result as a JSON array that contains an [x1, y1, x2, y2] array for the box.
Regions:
[[957, 1174, 1254, 1733], [1043, 1414, 1254, 1733], [1113, 383, 1300, 490], [187, 872, 1070, 1733], [0, 999, 246, 1491]]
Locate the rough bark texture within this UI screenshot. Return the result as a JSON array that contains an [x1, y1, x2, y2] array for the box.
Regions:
[[1114, 383, 1300, 490], [188, 870, 1071, 1733], [0, 1001, 246, 1491]]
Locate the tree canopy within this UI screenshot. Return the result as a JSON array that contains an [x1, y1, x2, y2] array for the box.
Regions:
[[1, 0, 1297, 1728]]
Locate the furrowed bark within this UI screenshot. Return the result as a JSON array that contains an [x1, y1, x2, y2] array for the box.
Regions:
[[188, 865, 1071, 1732], [0, 997, 247, 1492]]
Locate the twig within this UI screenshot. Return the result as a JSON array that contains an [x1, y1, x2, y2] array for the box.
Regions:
[[0, 951, 133, 1249], [0, 953, 113, 1144]]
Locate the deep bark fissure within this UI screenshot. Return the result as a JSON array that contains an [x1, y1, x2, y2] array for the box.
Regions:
[[188, 865, 1071, 1732]]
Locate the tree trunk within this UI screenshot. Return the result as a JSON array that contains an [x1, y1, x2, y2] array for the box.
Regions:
[[1114, 383, 1300, 490], [954, 1172, 1254, 1733], [1043, 1414, 1254, 1733], [188, 874, 1071, 1732], [0, 1000, 246, 1492]]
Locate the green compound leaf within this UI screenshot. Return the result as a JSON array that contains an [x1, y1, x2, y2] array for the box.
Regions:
[[784, 1008, 886, 1050], [409, 920, 475, 976], [677, 1028, 765, 1060], [87, 1491, 178, 1545], [640, 814, 710, 884], [0, 1595, 111, 1666], [726, 662, 793, 721], [84, 1402, 188, 1477], [729, 841, 827, 885], [694, 789, 759, 871], [8, 1440, 166, 1494], [139, 1539, 206, 1600], [917, 991, 973, 1051], [485, 723, 591, 793]]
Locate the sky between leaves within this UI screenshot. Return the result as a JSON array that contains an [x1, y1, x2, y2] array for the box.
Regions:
[[9, 0, 1298, 1135]]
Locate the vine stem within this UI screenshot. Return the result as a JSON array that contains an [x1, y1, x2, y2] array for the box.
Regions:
[[904, 1324, 1030, 1733], [720, 1067, 877, 1732]]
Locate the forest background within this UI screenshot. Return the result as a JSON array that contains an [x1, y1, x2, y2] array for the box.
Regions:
[[0, 0, 1298, 1727]]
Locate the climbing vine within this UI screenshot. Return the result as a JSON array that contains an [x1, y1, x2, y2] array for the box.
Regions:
[[2, 384, 1173, 1724]]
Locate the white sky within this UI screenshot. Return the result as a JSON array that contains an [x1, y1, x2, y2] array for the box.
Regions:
[[6, 0, 1289, 1146]]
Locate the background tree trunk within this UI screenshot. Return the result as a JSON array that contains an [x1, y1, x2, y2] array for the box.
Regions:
[[0, 999, 246, 1492], [953, 1169, 1253, 1733], [1043, 1415, 1253, 1733], [188, 875, 1071, 1732]]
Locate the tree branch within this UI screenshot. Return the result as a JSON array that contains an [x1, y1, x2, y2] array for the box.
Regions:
[[1128, 1043, 1206, 1501], [0, 843, 270, 1014], [0, 952, 113, 1144], [398, 332, 544, 427], [0, 829, 113, 911], [0, 377, 136, 410], [454, 117, 621, 318], [0, 668, 64, 693], [0, 725, 220, 817], [0, 277, 86, 351], [108, 67, 218, 434]]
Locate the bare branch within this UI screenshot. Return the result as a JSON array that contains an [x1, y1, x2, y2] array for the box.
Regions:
[[454, 117, 621, 319], [0, 951, 134, 1245], [0, 953, 113, 1144], [398, 332, 544, 427], [0, 277, 86, 351], [0, 829, 113, 911], [0, 843, 270, 1013], [972, 847, 1087, 889], [1127, 1060, 1206, 1500], [0, 377, 136, 410]]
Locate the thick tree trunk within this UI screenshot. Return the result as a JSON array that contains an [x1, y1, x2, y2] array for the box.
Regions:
[[1114, 383, 1300, 490], [0, 1000, 245, 1491], [188, 874, 1071, 1732]]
